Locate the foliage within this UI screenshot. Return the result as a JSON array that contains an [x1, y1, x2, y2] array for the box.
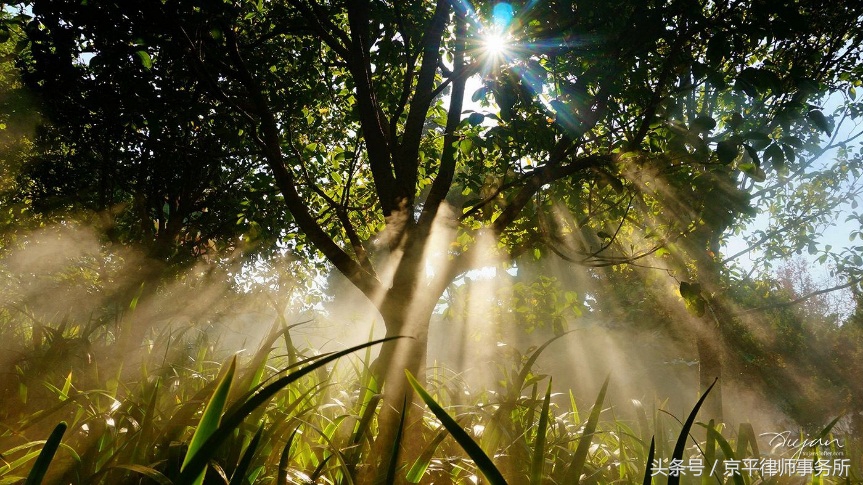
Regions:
[[0, 310, 858, 484], [7, 0, 863, 315]]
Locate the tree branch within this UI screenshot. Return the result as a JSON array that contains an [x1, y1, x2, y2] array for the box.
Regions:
[[343, 0, 399, 216], [221, 29, 381, 297], [733, 276, 863, 316], [418, 11, 466, 228], [396, 0, 450, 204]]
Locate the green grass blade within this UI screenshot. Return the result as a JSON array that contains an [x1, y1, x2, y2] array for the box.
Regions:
[[177, 336, 403, 484], [111, 464, 173, 485], [24, 421, 67, 485], [276, 427, 299, 485], [60, 371, 72, 401], [736, 423, 760, 459], [406, 370, 508, 485], [229, 425, 263, 485], [180, 357, 237, 485], [817, 415, 842, 441], [707, 426, 745, 485], [702, 419, 716, 485], [642, 437, 655, 485], [530, 378, 553, 485], [562, 375, 609, 484], [569, 389, 580, 425], [309, 454, 333, 482], [668, 378, 717, 485], [513, 332, 573, 399], [385, 397, 408, 485], [406, 429, 447, 483]]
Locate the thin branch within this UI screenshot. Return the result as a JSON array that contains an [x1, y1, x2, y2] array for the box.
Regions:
[[733, 277, 863, 316], [418, 11, 467, 228], [221, 29, 380, 297], [396, 0, 450, 202], [285, 0, 351, 58]]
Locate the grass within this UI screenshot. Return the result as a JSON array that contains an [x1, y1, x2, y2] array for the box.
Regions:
[[0, 311, 859, 484]]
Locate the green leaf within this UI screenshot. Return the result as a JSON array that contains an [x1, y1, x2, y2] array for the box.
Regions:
[[727, 112, 744, 130], [135, 50, 153, 69], [668, 379, 717, 485], [734, 68, 760, 97], [743, 144, 761, 167], [406, 370, 508, 485], [24, 422, 67, 485], [764, 143, 785, 171], [406, 430, 447, 483], [690, 116, 716, 132], [743, 131, 770, 142], [111, 465, 173, 485], [781, 143, 796, 164], [716, 140, 739, 164], [229, 426, 264, 485], [706, 32, 729, 64], [385, 397, 408, 485], [513, 332, 574, 399], [468, 112, 485, 126], [471, 86, 489, 102], [177, 337, 404, 484], [702, 424, 745, 485], [181, 357, 236, 485], [530, 378, 553, 485], [562, 376, 610, 484], [807, 109, 831, 134], [679, 282, 706, 317], [780, 135, 804, 148], [641, 437, 655, 485]]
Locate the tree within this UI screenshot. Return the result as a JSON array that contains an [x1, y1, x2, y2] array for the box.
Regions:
[[9, 0, 863, 476]]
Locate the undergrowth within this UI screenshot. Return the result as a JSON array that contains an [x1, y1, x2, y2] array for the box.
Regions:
[[0, 313, 858, 485]]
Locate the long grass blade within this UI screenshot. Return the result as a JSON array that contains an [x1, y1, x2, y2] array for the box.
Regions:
[[702, 419, 716, 485], [385, 397, 408, 485], [736, 423, 760, 460], [229, 425, 263, 485], [111, 464, 173, 485], [562, 376, 609, 484], [276, 427, 299, 485], [406, 370, 508, 485], [512, 332, 573, 399], [309, 454, 333, 483], [668, 378, 717, 485], [24, 421, 67, 485], [177, 336, 404, 483], [530, 378, 552, 485], [642, 437, 655, 485], [406, 429, 447, 483], [180, 357, 237, 485], [707, 426, 744, 485]]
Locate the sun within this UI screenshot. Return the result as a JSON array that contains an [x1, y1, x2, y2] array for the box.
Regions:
[[481, 31, 510, 58]]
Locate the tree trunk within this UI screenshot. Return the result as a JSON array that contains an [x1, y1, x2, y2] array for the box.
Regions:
[[696, 332, 723, 421], [355, 232, 445, 483]]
